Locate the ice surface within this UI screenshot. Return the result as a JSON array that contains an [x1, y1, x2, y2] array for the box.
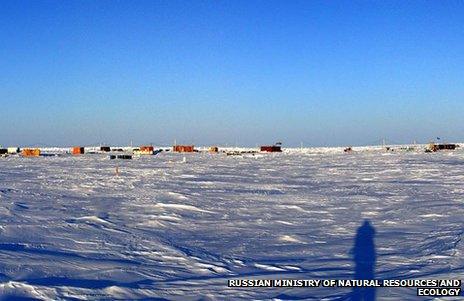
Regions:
[[0, 147, 463, 300]]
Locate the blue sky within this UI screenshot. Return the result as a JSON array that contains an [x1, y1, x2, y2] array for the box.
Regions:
[[1, 1, 463, 147]]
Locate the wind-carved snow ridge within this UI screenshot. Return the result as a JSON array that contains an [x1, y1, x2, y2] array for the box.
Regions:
[[0, 148, 463, 299]]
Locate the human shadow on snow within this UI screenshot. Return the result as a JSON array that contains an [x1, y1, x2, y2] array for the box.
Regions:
[[351, 220, 377, 301]]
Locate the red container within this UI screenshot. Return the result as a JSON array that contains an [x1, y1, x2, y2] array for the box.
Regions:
[[260, 145, 282, 152]]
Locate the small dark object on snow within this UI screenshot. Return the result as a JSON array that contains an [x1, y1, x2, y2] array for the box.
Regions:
[[110, 155, 132, 160], [344, 147, 353, 153]]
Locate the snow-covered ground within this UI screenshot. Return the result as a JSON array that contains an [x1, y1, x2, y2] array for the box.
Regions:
[[0, 147, 463, 300]]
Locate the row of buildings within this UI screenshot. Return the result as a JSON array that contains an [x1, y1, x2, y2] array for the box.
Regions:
[[1, 144, 282, 158]]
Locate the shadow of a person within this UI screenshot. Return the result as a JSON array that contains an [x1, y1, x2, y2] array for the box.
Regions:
[[352, 220, 376, 301]]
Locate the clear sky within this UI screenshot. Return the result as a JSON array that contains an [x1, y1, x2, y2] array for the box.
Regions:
[[1, 1, 463, 147]]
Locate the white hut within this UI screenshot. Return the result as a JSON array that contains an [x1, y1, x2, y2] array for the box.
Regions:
[[7, 147, 19, 154]]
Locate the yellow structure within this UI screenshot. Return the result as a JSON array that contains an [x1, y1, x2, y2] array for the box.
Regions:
[[22, 148, 41, 157], [209, 146, 219, 153]]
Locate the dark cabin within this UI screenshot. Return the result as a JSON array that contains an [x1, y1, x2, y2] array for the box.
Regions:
[[437, 144, 458, 150], [260, 145, 282, 152], [428, 143, 458, 152]]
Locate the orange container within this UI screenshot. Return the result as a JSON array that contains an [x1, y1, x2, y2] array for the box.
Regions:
[[72, 147, 84, 155], [173, 145, 194, 152], [140, 146, 154, 152], [135, 145, 154, 155], [22, 148, 41, 157]]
